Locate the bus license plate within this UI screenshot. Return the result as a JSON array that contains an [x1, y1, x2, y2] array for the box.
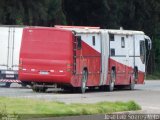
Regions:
[[39, 71, 49, 75], [6, 75, 14, 78]]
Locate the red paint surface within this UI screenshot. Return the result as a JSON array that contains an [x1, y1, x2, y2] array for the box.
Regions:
[[71, 41, 101, 87], [19, 28, 73, 83], [107, 58, 145, 85]]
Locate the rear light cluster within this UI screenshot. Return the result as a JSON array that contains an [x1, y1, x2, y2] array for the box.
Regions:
[[50, 70, 54, 73], [66, 63, 72, 72], [19, 60, 72, 74]]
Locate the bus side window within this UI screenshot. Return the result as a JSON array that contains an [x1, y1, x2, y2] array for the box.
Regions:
[[121, 37, 125, 48], [109, 34, 114, 41], [110, 48, 115, 56], [140, 40, 145, 64], [92, 36, 95, 46]]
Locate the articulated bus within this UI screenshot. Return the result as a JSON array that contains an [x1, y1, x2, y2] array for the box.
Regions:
[[19, 26, 152, 93]]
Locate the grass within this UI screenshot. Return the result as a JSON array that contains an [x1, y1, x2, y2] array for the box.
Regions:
[[0, 97, 141, 119], [146, 71, 160, 80]]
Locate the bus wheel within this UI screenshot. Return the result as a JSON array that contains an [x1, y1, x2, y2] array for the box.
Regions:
[[39, 87, 48, 92], [81, 70, 87, 93], [129, 78, 135, 90], [31, 83, 47, 93], [32, 86, 47, 93], [32, 85, 39, 92], [108, 70, 115, 91]]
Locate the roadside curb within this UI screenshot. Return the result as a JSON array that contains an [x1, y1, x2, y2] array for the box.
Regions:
[[25, 110, 148, 120]]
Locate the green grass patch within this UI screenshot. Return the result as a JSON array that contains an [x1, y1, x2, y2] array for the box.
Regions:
[[0, 97, 141, 119]]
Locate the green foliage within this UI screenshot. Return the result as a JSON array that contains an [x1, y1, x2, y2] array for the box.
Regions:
[[62, 0, 160, 74], [146, 70, 160, 80], [0, 0, 66, 26], [0, 97, 141, 119]]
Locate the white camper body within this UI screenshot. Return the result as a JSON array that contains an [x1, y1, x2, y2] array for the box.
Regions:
[[0, 26, 23, 87], [54, 26, 151, 92]]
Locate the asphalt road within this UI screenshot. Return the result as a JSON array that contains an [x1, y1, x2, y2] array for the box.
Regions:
[[0, 80, 160, 114]]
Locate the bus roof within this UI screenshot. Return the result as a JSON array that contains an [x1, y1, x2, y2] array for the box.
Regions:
[[54, 25, 144, 35]]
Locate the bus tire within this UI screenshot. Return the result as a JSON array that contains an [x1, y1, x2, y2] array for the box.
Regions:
[[81, 70, 87, 93], [129, 78, 135, 90], [32, 86, 47, 93], [40, 87, 48, 92], [32, 85, 39, 92], [108, 70, 115, 91]]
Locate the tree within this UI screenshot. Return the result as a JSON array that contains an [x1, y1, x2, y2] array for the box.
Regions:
[[62, 0, 160, 74], [0, 0, 66, 26], [1, 0, 160, 74], [62, 0, 108, 27]]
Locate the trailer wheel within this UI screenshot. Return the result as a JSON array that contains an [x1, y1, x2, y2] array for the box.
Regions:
[[81, 70, 87, 93], [5, 82, 11, 88], [108, 70, 115, 91], [21, 82, 27, 88]]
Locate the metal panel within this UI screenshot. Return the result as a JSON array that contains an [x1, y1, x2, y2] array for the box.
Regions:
[[0, 26, 23, 71], [12, 27, 23, 70], [108, 29, 144, 35], [99, 30, 109, 85], [0, 27, 9, 69]]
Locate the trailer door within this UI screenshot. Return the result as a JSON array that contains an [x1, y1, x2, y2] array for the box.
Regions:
[[7, 27, 15, 70], [0, 27, 9, 70], [0, 26, 23, 75], [12, 27, 23, 71]]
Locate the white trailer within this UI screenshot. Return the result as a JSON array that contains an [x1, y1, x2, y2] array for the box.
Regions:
[[0, 26, 24, 87]]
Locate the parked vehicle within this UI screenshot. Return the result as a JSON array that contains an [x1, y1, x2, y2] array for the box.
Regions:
[[0, 25, 25, 87], [18, 26, 152, 93]]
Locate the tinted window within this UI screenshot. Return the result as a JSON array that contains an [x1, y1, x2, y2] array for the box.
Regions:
[[92, 36, 95, 46], [77, 36, 81, 49], [110, 48, 115, 56], [121, 37, 125, 48], [109, 34, 114, 41], [140, 40, 146, 64]]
